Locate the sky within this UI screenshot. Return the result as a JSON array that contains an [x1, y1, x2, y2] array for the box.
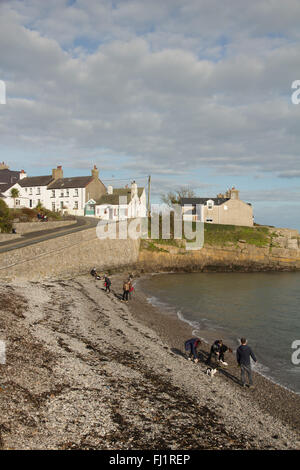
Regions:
[[0, 0, 300, 228]]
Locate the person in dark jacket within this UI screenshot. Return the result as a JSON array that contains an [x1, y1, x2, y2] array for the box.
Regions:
[[206, 339, 222, 366], [236, 337, 257, 388], [184, 338, 201, 363], [104, 275, 111, 293]]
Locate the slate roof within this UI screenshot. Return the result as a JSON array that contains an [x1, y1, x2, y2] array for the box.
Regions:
[[0, 169, 21, 188], [47, 176, 93, 189], [19, 175, 54, 187], [96, 188, 144, 205], [0, 182, 16, 193], [180, 197, 230, 206]]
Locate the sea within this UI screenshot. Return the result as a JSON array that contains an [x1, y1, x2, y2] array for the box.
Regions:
[[140, 271, 300, 394]]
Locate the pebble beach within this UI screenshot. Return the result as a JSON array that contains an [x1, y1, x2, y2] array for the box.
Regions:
[[0, 274, 299, 450]]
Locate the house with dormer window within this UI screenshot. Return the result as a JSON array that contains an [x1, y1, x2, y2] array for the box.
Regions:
[[181, 187, 253, 227]]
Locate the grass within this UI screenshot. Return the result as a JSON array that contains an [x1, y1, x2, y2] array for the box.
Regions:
[[203, 223, 270, 247], [141, 215, 271, 250]]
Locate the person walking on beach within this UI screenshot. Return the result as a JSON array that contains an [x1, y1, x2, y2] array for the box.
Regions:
[[128, 279, 134, 299], [104, 275, 111, 293], [122, 279, 130, 302], [184, 338, 201, 363], [236, 337, 257, 388]]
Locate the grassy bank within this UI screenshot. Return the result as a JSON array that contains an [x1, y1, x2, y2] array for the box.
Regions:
[[142, 217, 273, 251]]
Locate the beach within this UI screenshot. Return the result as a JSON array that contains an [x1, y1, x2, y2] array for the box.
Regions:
[[0, 274, 299, 449]]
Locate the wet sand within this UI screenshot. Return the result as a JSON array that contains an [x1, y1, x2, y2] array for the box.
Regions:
[[0, 274, 299, 449]]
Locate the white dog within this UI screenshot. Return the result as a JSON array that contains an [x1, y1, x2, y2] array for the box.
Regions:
[[206, 367, 218, 377]]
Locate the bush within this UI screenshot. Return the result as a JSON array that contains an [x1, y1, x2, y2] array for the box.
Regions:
[[0, 199, 13, 233]]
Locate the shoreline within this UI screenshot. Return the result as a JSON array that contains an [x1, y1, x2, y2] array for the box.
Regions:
[[127, 273, 300, 433], [0, 274, 299, 449]]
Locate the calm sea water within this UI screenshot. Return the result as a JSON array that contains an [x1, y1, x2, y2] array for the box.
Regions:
[[140, 272, 300, 394]]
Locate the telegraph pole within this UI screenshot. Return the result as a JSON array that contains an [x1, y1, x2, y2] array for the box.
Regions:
[[147, 175, 151, 217]]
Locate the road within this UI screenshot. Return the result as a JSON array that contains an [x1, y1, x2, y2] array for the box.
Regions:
[[0, 217, 99, 254]]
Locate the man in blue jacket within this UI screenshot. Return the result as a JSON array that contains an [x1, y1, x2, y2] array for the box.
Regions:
[[236, 337, 257, 388], [184, 338, 201, 363]]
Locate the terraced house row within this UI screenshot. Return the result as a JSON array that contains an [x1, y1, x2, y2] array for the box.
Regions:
[[0, 162, 147, 219]]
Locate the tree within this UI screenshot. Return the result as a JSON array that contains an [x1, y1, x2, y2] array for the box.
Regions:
[[0, 199, 13, 233], [160, 186, 196, 207], [10, 187, 20, 209]]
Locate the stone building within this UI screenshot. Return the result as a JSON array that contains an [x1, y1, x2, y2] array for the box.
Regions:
[[181, 187, 253, 227]]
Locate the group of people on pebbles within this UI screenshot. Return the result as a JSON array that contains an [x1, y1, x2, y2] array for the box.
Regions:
[[185, 337, 257, 389], [90, 267, 257, 390], [90, 268, 135, 302]]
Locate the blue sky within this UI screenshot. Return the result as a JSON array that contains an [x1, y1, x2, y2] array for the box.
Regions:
[[1, 0, 300, 228]]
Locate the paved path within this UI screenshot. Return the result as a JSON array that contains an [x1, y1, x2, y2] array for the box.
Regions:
[[0, 217, 99, 253]]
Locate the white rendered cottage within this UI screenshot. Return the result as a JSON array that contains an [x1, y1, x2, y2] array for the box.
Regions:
[[94, 181, 147, 220], [15, 165, 106, 215]]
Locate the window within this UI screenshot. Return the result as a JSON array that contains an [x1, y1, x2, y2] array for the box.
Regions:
[[74, 201, 78, 210], [207, 200, 214, 210], [36, 187, 41, 195], [51, 189, 55, 198], [52, 202, 55, 211], [66, 189, 69, 197], [60, 190, 64, 197], [15, 199, 20, 207], [74, 189, 79, 197], [29, 188, 32, 195], [60, 201, 64, 209]]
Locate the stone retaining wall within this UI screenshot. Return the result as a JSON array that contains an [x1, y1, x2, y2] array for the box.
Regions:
[[0, 226, 140, 280]]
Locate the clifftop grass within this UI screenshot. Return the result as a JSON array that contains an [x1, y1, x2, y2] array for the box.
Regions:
[[142, 216, 272, 250], [203, 223, 270, 247]]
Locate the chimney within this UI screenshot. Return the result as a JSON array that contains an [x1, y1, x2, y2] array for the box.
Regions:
[[19, 169, 27, 180], [91, 165, 99, 179], [107, 185, 113, 195], [131, 180, 138, 198], [229, 187, 239, 200], [0, 162, 9, 170], [52, 165, 63, 180]]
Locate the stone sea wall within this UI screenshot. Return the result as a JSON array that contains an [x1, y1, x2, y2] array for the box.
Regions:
[[0, 226, 140, 281]]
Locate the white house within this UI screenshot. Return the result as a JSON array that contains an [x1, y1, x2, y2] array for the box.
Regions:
[[94, 181, 147, 220], [9, 165, 107, 216], [0, 168, 28, 208]]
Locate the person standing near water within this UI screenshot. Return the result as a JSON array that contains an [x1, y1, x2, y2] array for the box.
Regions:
[[122, 279, 130, 302], [236, 338, 257, 388], [184, 338, 201, 363], [104, 275, 111, 293]]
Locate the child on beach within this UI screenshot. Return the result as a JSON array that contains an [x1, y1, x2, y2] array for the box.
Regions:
[[122, 280, 130, 301], [104, 275, 111, 293]]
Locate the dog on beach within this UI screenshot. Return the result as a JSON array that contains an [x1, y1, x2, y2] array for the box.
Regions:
[[206, 367, 218, 377]]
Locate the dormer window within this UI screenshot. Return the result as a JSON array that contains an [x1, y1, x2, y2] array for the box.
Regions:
[[207, 199, 214, 210]]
